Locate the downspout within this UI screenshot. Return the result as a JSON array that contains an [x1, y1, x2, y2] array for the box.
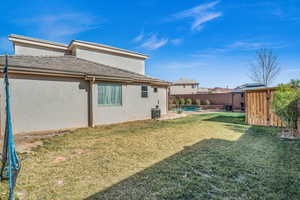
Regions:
[[167, 85, 171, 111], [86, 76, 95, 127]]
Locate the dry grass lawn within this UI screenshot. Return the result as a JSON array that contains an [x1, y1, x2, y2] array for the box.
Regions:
[[1, 113, 300, 199]]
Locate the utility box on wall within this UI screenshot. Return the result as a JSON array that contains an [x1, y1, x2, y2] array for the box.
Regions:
[[151, 107, 161, 119]]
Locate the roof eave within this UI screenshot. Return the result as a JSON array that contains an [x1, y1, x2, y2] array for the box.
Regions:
[[69, 40, 149, 60], [0, 65, 169, 86], [8, 34, 68, 50]]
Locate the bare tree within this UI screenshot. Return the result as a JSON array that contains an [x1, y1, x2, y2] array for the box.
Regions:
[[249, 49, 280, 86]]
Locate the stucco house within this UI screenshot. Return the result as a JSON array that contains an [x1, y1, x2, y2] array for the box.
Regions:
[[170, 78, 199, 95], [0, 34, 169, 134], [170, 78, 209, 95]]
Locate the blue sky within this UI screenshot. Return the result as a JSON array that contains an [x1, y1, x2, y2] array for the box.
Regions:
[[0, 0, 299, 88]]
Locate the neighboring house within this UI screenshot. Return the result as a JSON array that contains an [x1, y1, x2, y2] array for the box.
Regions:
[[0, 34, 169, 134], [170, 78, 232, 95], [209, 87, 233, 94], [197, 87, 210, 94], [170, 78, 200, 95]]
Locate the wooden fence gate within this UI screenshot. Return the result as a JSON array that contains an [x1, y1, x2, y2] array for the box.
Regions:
[[245, 88, 284, 127]]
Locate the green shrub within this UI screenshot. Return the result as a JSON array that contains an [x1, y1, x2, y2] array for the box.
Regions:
[[179, 98, 185, 105], [195, 99, 201, 105], [205, 99, 211, 105], [174, 99, 180, 105], [290, 79, 300, 88], [186, 98, 192, 105], [171, 98, 176, 104], [168, 98, 174, 110], [272, 82, 300, 134]]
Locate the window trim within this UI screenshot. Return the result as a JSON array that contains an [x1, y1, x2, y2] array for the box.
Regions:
[[97, 83, 122, 106]]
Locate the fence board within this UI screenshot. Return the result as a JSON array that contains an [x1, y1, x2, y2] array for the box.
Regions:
[[245, 88, 284, 127]]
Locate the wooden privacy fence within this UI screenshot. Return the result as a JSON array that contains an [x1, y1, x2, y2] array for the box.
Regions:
[[245, 88, 284, 127]]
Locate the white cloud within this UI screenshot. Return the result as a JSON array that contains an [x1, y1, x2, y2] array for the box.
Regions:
[[171, 38, 183, 46], [227, 41, 287, 51], [16, 12, 99, 42], [0, 37, 12, 53], [161, 60, 207, 70], [133, 32, 144, 43], [283, 68, 300, 73], [193, 40, 287, 58], [191, 48, 228, 58], [134, 33, 182, 49], [191, 12, 222, 31], [140, 34, 168, 50], [228, 41, 268, 50], [172, 1, 222, 31], [175, 1, 220, 18]]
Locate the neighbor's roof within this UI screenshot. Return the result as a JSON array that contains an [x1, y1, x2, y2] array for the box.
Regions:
[[173, 78, 199, 85], [244, 86, 277, 92], [233, 83, 267, 93], [0, 55, 169, 85], [236, 83, 266, 89], [210, 87, 233, 93]]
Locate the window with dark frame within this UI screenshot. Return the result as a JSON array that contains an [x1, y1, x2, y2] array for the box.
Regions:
[[141, 85, 148, 97], [153, 87, 158, 93]]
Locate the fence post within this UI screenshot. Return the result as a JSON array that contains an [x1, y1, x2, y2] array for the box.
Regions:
[[297, 99, 300, 133], [266, 89, 271, 126]]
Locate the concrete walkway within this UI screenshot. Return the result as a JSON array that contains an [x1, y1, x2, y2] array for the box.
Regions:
[[159, 110, 224, 121]]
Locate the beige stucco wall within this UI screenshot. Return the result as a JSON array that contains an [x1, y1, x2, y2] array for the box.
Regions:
[[14, 43, 66, 56], [0, 74, 89, 134], [92, 83, 167, 125], [0, 74, 168, 134], [170, 84, 199, 95], [74, 46, 145, 75]]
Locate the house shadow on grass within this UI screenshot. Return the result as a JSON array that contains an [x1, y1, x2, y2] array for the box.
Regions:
[[85, 115, 300, 200], [202, 113, 246, 125]]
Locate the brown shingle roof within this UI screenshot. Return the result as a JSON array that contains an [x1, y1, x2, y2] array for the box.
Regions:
[[0, 55, 169, 85]]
